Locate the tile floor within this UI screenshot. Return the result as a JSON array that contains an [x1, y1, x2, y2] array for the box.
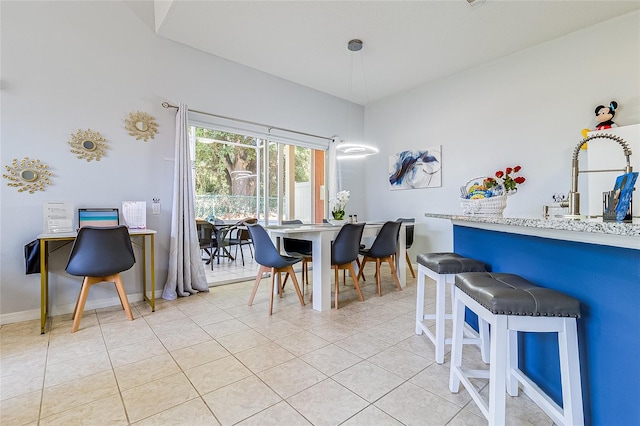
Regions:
[[203, 246, 260, 286], [0, 251, 554, 425]]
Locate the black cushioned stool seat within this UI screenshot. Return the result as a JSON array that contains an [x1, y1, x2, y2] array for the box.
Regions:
[[455, 272, 581, 317], [415, 252, 489, 364], [416, 253, 486, 275], [449, 272, 584, 426]]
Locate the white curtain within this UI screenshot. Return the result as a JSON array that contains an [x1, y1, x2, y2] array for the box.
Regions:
[[162, 103, 209, 300]]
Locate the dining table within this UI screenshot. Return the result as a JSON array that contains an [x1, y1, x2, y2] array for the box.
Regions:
[[265, 221, 406, 311], [210, 222, 235, 265]]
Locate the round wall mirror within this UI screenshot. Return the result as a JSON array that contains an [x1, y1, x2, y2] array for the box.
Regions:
[[20, 169, 38, 182], [68, 129, 107, 162], [3, 157, 52, 194], [125, 111, 158, 142], [135, 121, 148, 132]]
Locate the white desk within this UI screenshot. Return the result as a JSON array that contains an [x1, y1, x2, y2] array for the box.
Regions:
[[37, 229, 156, 333], [266, 222, 406, 311]]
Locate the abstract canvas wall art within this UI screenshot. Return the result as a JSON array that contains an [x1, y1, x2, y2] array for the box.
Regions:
[[388, 146, 442, 190]]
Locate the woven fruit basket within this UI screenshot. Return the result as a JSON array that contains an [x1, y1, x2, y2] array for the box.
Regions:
[[460, 177, 507, 216]]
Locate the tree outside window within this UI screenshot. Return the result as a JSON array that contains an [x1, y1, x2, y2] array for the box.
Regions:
[[194, 127, 311, 221]]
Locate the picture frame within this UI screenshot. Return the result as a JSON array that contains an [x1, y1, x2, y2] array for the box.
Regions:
[[388, 146, 442, 190]]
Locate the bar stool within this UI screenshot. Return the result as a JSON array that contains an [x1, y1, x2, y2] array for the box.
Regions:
[[415, 252, 489, 364], [449, 272, 583, 426]]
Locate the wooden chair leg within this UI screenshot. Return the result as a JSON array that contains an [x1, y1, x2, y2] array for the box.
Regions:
[[357, 257, 369, 281], [406, 251, 416, 278], [284, 266, 305, 307], [111, 273, 134, 321], [279, 271, 286, 298], [334, 267, 340, 309], [376, 259, 382, 296], [269, 267, 276, 315], [387, 256, 403, 291], [356, 257, 366, 281], [349, 263, 364, 302], [72, 284, 84, 320], [72, 276, 97, 333], [249, 265, 269, 306], [72, 274, 134, 333]]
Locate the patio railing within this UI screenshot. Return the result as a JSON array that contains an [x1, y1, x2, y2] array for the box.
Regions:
[[195, 194, 280, 220]]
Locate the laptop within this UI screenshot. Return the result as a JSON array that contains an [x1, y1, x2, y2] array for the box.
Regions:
[[78, 208, 120, 228]]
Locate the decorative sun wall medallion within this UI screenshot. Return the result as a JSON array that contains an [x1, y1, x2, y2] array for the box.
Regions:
[[3, 157, 53, 193], [68, 129, 108, 161], [125, 111, 158, 142]]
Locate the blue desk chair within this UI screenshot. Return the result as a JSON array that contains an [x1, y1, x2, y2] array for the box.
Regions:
[[247, 224, 305, 315], [357, 221, 403, 296], [65, 225, 135, 332]]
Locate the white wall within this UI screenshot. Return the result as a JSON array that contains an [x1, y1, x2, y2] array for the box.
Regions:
[[363, 11, 640, 257], [0, 1, 364, 322]]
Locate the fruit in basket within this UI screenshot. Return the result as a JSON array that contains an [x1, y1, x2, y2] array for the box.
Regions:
[[467, 183, 484, 193], [470, 191, 490, 199], [483, 177, 498, 188], [465, 181, 493, 199]]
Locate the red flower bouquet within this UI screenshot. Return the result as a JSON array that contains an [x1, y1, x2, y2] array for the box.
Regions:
[[485, 165, 526, 194]]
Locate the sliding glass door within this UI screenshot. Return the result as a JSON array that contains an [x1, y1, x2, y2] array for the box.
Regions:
[[193, 125, 326, 224]]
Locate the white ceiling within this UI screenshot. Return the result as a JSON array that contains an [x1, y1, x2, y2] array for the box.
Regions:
[[154, 1, 640, 105]]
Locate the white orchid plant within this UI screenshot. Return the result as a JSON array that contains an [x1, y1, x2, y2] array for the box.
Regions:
[[331, 190, 350, 220]]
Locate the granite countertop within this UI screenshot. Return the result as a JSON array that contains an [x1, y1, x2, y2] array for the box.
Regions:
[[424, 214, 640, 250], [425, 213, 640, 237]]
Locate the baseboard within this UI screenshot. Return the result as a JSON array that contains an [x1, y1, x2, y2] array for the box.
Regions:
[[0, 290, 164, 326], [0, 308, 42, 325]]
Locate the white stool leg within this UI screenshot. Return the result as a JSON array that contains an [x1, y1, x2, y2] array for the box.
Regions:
[[488, 315, 508, 426], [479, 318, 491, 363], [449, 278, 456, 314], [415, 265, 426, 335], [449, 293, 465, 393], [559, 318, 584, 426], [417, 263, 490, 365], [451, 281, 491, 363], [434, 273, 447, 364], [506, 328, 519, 397], [416, 266, 446, 361]]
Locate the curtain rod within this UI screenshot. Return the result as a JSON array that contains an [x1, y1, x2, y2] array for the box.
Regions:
[[161, 102, 334, 142]]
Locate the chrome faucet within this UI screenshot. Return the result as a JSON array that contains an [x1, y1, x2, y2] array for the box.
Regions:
[[561, 133, 633, 218]]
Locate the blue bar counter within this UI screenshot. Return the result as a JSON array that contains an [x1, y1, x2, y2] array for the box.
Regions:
[[425, 214, 640, 426]]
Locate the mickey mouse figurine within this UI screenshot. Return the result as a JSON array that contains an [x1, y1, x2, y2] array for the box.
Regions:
[[594, 101, 618, 130]]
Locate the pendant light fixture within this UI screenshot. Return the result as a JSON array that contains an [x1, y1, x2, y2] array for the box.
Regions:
[[336, 39, 379, 161]]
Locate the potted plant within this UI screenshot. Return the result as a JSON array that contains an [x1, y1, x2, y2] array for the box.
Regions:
[[331, 190, 350, 223]]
